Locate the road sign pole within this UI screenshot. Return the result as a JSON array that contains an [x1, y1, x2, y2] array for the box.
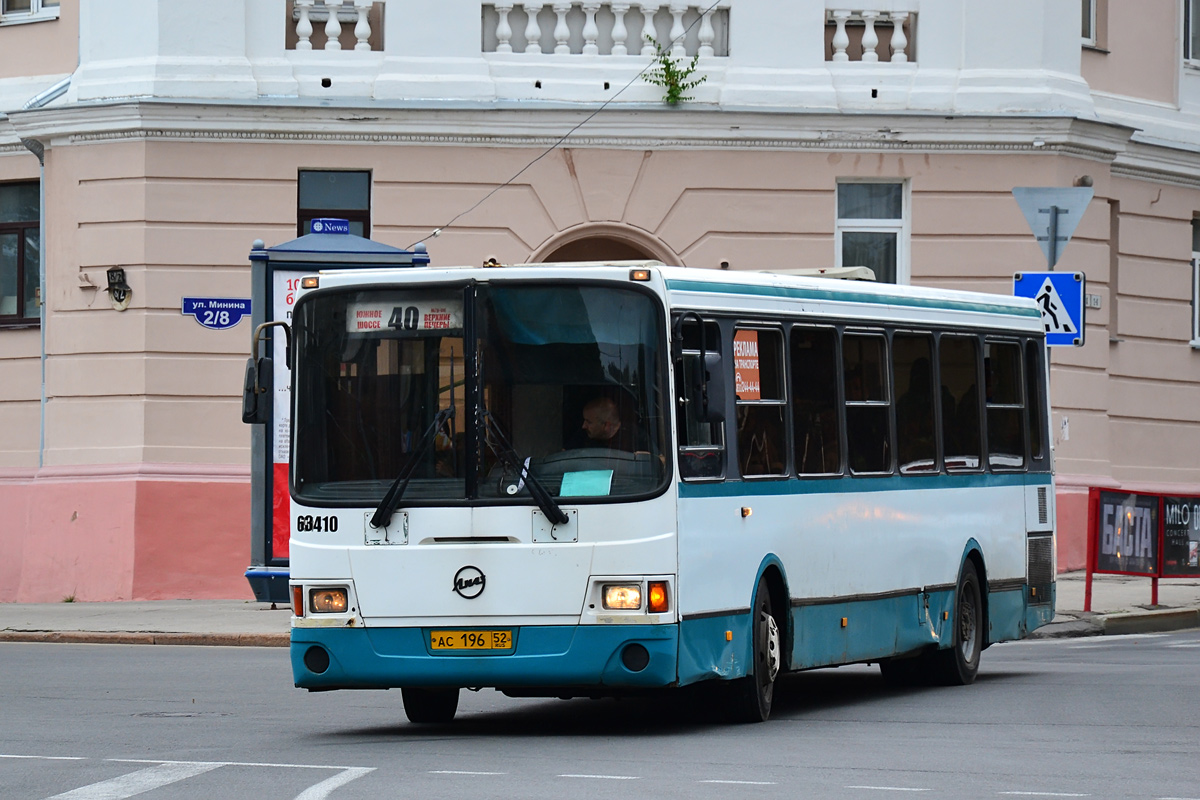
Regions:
[[1047, 205, 1059, 270]]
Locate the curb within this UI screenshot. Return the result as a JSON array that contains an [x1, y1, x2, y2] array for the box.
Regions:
[[1030, 608, 1200, 639], [0, 631, 289, 647], [1100, 608, 1200, 636]]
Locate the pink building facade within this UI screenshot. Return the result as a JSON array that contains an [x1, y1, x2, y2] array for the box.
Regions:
[[2, 0, 1200, 600]]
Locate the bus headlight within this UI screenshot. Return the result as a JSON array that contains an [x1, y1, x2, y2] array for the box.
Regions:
[[603, 584, 642, 610], [309, 588, 348, 614]]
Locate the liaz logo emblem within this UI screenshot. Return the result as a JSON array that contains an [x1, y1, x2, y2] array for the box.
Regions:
[[453, 566, 486, 599]]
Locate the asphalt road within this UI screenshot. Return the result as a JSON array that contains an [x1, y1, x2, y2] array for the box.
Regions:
[[3, 631, 1199, 799]]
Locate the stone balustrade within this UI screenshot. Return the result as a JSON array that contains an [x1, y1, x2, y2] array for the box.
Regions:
[[290, 0, 382, 51], [825, 4, 918, 63], [481, 2, 730, 57]]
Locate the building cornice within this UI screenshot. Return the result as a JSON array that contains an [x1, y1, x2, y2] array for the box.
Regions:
[[22, 99, 1200, 183], [6, 98, 1132, 148]]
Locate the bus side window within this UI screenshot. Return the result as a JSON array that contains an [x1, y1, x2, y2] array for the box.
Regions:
[[792, 325, 841, 475], [844, 332, 891, 474], [940, 334, 983, 472], [1025, 339, 1047, 464], [734, 328, 787, 477], [893, 332, 937, 475], [676, 319, 725, 480], [985, 340, 1025, 470]]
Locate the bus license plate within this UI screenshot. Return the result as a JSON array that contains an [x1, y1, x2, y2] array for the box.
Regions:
[[430, 630, 513, 651]]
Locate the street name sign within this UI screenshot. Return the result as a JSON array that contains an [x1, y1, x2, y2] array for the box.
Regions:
[[182, 297, 252, 330]]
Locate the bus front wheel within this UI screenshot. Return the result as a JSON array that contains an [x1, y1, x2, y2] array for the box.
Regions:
[[402, 687, 460, 723], [726, 575, 780, 723], [931, 560, 982, 686]]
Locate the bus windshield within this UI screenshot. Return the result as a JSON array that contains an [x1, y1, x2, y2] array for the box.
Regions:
[[292, 282, 669, 505]]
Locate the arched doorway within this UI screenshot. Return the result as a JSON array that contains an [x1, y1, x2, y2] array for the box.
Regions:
[[542, 236, 652, 262], [531, 223, 678, 264]]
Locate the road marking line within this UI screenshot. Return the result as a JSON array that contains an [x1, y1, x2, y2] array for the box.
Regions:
[[998, 793, 1090, 797], [430, 771, 508, 776], [108, 758, 359, 770], [293, 767, 375, 800], [44, 761, 223, 799], [0, 755, 85, 761], [845, 786, 930, 792], [701, 779, 778, 785], [559, 774, 640, 780]]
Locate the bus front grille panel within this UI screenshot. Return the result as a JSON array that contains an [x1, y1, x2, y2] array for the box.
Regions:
[[1027, 533, 1053, 605]]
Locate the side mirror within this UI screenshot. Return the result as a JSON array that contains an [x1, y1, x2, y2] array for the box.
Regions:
[[242, 321, 289, 425], [241, 356, 273, 424], [699, 351, 725, 423]]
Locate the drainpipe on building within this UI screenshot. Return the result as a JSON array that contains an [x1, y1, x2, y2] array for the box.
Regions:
[[19, 75, 71, 469]]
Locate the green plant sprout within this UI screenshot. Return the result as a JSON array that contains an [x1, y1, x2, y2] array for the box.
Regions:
[[642, 36, 707, 105]]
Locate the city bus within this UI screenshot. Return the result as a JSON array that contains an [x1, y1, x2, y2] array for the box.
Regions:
[[263, 261, 1056, 723]]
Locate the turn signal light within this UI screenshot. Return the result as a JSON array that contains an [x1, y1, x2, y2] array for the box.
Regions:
[[292, 585, 304, 617], [301, 276, 319, 289], [309, 588, 348, 614], [647, 581, 669, 614], [603, 584, 642, 610], [629, 268, 651, 282]]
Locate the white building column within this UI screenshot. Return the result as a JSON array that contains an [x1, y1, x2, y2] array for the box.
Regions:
[[71, 0, 259, 102], [373, 0, 496, 101], [246, 0, 301, 97]]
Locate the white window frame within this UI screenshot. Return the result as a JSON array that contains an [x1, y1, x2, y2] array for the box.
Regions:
[[1082, 0, 1097, 46], [834, 180, 911, 285], [1187, 0, 1200, 66], [0, 0, 59, 26], [1191, 253, 1200, 348]]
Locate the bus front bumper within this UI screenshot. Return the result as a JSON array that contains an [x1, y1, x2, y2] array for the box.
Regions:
[[291, 623, 679, 691]]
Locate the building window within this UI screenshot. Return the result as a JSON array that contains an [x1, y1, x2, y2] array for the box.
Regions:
[[0, 182, 40, 327], [836, 182, 908, 284], [1081, 0, 1096, 46], [298, 170, 371, 237], [1191, 220, 1200, 347], [0, 0, 59, 25]]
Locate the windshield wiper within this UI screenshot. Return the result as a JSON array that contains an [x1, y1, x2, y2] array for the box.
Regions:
[[482, 410, 569, 526], [369, 407, 454, 530]]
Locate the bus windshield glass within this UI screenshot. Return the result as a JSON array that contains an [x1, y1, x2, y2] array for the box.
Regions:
[[292, 283, 668, 505]]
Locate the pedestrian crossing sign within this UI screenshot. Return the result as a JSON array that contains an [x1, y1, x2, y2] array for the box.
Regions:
[[1013, 271, 1085, 346]]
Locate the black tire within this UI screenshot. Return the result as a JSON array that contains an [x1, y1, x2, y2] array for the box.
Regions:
[[930, 559, 983, 686], [401, 687, 460, 723], [726, 576, 781, 723]]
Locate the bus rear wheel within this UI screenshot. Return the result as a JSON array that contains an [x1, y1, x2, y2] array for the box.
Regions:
[[402, 687, 460, 723], [726, 575, 780, 723], [930, 560, 982, 686]]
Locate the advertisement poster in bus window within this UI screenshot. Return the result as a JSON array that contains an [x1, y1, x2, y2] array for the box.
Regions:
[[1095, 491, 1158, 576], [734, 330, 761, 400], [271, 270, 303, 560], [1162, 496, 1200, 577]]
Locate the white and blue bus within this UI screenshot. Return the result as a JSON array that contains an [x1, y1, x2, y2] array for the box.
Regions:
[[273, 262, 1055, 723]]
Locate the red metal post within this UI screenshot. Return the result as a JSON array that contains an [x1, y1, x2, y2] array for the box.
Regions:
[[1084, 488, 1097, 613]]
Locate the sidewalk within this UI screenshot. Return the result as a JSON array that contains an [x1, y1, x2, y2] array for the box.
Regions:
[[0, 572, 1197, 647], [1034, 570, 1200, 638]]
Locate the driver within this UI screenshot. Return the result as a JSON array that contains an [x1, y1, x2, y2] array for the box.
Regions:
[[581, 396, 622, 447]]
